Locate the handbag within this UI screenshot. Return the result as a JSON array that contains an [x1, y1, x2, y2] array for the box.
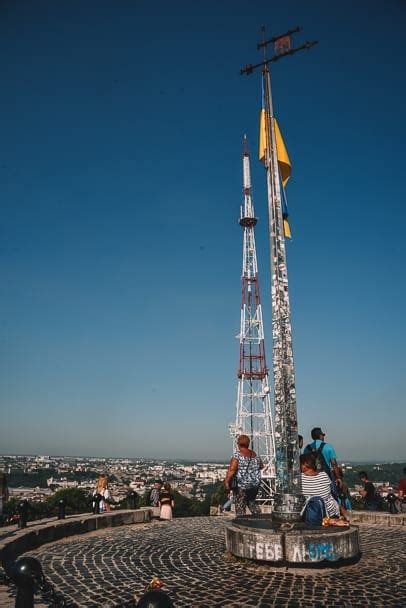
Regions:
[[230, 476, 238, 492]]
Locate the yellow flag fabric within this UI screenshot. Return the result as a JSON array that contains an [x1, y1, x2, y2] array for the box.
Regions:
[[274, 119, 291, 188], [259, 111, 292, 188], [259, 108, 267, 164], [259, 108, 293, 238], [283, 218, 292, 239]]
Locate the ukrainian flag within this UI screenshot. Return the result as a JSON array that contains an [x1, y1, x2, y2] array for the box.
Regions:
[[259, 83, 292, 238]]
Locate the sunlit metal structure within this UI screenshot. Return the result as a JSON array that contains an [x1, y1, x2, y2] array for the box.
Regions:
[[230, 136, 276, 503], [241, 27, 318, 520]]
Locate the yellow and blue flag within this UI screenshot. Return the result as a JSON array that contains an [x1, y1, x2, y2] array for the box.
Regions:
[[259, 81, 292, 237]]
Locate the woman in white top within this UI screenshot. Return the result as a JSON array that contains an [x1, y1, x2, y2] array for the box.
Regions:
[[300, 453, 339, 519], [93, 474, 112, 513]]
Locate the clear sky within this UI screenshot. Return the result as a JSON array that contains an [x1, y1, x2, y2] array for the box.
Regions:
[[1, 0, 405, 462]]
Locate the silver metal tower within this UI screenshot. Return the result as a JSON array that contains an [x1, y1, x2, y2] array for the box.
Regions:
[[241, 27, 317, 521], [230, 136, 276, 502], [261, 65, 302, 519]]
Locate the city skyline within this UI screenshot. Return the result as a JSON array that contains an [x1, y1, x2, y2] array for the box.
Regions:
[[1, 0, 405, 462], [2, 451, 406, 466]]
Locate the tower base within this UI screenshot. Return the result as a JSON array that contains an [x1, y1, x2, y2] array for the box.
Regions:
[[272, 492, 305, 522], [225, 515, 360, 565]]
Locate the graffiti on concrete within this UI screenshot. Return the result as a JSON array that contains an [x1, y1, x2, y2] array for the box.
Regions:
[[232, 535, 346, 563], [245, 541, 283, 561], [307, 542, 339, 561], [289, 541, 340, 562]]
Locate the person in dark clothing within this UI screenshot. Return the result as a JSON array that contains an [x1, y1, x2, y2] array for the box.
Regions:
[[359, 471, 378, 511], [150, 481, 162, 507], [0, 472, 9, 519], [386, 491, 398, 514]]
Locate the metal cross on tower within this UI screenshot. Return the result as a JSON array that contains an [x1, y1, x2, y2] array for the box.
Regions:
[[230, 136, 276, 503], [241, 27, 317, 521]]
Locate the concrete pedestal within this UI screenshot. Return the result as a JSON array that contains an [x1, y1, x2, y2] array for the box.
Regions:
[[225, 515, 360, 565]]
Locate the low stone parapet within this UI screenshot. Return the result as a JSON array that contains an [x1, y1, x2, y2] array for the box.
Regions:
[[0, 508, 152, 571], [350, 511, 405, 525]]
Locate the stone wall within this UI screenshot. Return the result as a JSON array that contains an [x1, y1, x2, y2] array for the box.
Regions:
[[350, 511, 405, 525], [0, 509, 151, 571], [1, 509, 404, 573]]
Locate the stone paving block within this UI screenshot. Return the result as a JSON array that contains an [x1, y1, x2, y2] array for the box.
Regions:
[[389, 516, 404, 525], [7, 517, 403, 607], [1, 515, 406, 607]]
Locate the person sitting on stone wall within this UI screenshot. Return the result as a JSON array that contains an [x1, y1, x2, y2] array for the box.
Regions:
[[93, 474, 112, 513], [300, 453, 340, 525], [224, 434, 263, 517], [337, 466, 352, 519], [220, 490, 235, 513]]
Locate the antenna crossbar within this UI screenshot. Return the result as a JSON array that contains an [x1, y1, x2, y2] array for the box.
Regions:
[[241, 40, 318, 75], [257, 26, 301, 49]]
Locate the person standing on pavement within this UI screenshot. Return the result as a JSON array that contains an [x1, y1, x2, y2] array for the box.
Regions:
[[150, 481, 162, 508], [224, 434, 263, 517], [159, 483, 175, 520], [0, 472, 9, 519], [303, 427, 342, 488], [386, 491, 398, 514], [397, 467, 406, 513], [359, 471, 378, 511]]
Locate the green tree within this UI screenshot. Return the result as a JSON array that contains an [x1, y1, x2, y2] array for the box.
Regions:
[[8, 469, 58, 488], [137, 489, 150, 508], [1, 497, 20, 523], [172, 490, 204, 517], [45, 488, 92, 515], [116, 490, 139, 510], [1, 497, 48, 524]]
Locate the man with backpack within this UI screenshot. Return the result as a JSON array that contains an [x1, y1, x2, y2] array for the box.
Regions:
[[303, 427, 342, 487]]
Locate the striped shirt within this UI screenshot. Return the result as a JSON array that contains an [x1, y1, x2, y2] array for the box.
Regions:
[[301, 471, 339, 517]]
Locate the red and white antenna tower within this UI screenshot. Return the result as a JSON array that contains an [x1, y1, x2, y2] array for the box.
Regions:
[[230, 136, 276, 500]]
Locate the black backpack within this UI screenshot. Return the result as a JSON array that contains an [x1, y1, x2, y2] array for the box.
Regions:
[[308, 441, 334, 481]]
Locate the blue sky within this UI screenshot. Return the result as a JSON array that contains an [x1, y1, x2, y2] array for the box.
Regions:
[[1, 0, 405, 461]]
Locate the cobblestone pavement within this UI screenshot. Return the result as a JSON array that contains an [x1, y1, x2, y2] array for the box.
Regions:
[[2, 517, 406, 607]]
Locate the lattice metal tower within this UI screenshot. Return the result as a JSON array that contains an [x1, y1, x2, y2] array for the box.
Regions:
[[230, 136, 276, 499]]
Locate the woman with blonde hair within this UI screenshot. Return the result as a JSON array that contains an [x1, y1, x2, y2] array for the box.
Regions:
[[159, 482, 174, 520], [93, 474, 112, 513]]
